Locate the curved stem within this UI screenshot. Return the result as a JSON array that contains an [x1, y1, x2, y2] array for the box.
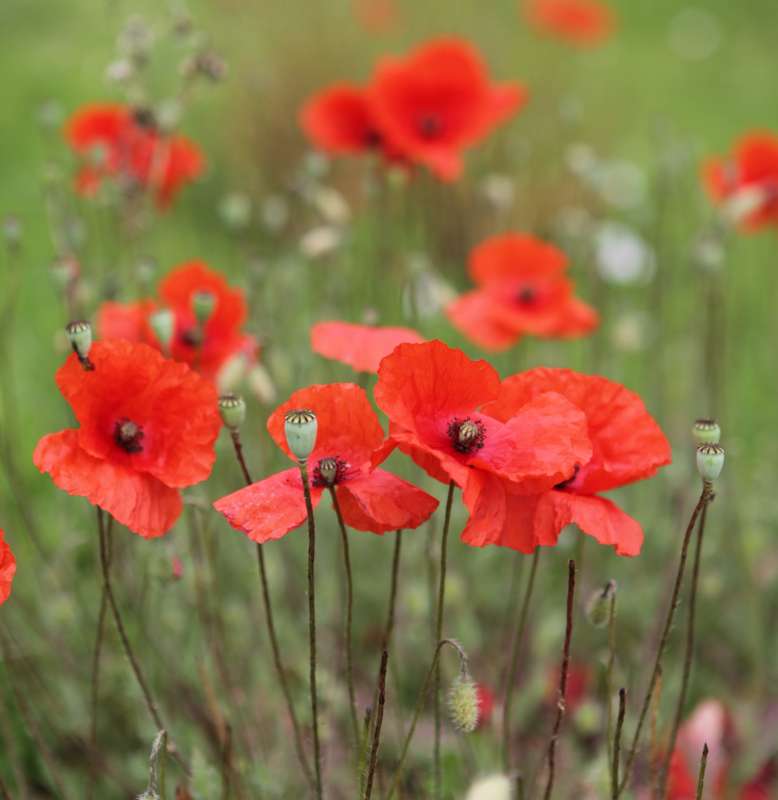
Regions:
[[300, 462, 324, 800], [434, 481, 456, 800], [616, 483, 713, 797], [657, 502, 710, 797], [542, 559, 577, 800], [97, 509, 189, 776], [329, 487, 360, 750], [501, 548, 541, 771]]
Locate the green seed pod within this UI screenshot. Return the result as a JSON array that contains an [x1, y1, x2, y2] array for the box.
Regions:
[[66, 320, 93, 362], [692, 418, 720, 445], [696, 444, 725, 482], [192, 290, 216, 325], [219, 394, 246, 430], [284, 409, 318, 462], [448, 673, 479, 734], [585, 580, 617, 628], [149, 309, 175, 351]]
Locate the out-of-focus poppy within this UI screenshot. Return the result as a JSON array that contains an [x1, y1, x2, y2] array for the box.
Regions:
[[0, 529, 16, 605], [523, 0, 615, 46]]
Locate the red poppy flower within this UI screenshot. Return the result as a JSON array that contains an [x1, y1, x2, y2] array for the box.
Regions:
[[214, 383, 439, 542], [524, 0, 615, 46], [98, 262, 256, 383], [352, 0, 399, 33], [703, 132, 778, 231], [33, 340, 220, 538], [446, 234, 598, 351], [66, 103, 203, 208], [369, 38, 528, 180], [480, 368, 671, 556], [374, 341, 592, 545], [310, 321, 424, 374], [0, 529, 16, 606]]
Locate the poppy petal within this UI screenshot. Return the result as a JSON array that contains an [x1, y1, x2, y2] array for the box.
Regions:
[[446, 290, 520, 351], [0, 529, 16, 605]]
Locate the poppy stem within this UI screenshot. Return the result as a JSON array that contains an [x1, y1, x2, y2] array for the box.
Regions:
[[386, 639, 469, 800], [605, 592, 618, 791], [616, 482, 714, 797], [501, 547, 541, 772], [226, 431, 315, 790], [362, 649, 389, 800], [300, 462, 324, 800], [541, 559, 577, 800], [328, 486, 360, 752], [657, 501, 711, 798], [611, 688, 627, 800], [695, 743, 709, 800], [433, 481, 456, 800], [96, 508, 188, 776]]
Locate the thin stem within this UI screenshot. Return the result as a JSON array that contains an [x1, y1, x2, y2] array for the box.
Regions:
[[329, 486, 360, 750], [501, 548, 541, 771], [96, 509, 188, 776], [695, 743, 709, 800], [363, 650, 389, 800], [612, 689, 627, 800], [434, 481, 456, 800], [386, 639, 468, 800], [605, 593, 618, 792], [616, 483, 713, 797], [226, 429, 314, 788], [657, 502, 710, 798], [542, 559, 577, 800], [300, 462, 324, 800]]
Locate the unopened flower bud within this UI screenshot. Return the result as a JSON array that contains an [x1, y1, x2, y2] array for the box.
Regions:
[[66, 321, 94, 369], [192, 290, 216, 325], [219, 394, 246, 430], [284, 409, 318, 462], [696, 444, 725, 482], [149, 309, 175, 351], [585, 580, 617, 628], [448, 672, 479, 734], [692, 418, 720, 445]]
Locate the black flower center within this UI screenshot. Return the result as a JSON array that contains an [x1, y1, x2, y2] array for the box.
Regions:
[[179, 327, 203, 348], [418, 114, 442, 139], [364, 129, 383, 148], [312, 456, 350, 487], [516, 286, 537, 306], [447, 417, 486, 455], [114, 418, 144, 454]]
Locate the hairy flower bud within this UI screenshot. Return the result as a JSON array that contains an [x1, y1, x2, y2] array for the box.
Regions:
[[192, 290, 216, 326], [585, 580, 617, 628], [149, 309, 174, 351], [696, 443, 725, 482], [692, 418, 720, 445], [219, 394, 246, 430], [284, 409, 318, 462], [448, 673, 479, 734], [66, 321, 94, 370]]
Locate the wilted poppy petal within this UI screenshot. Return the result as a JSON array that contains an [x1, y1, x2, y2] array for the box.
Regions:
[[214, 468, 323, 543], [335, 469, 439, 533], [33, 430, 182, 538], [311, 321, 424, 373]]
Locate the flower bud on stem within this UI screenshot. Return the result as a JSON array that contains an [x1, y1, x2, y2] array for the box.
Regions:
[[66, 320, 95, 370]]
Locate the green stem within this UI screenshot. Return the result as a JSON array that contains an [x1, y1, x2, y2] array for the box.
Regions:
[[611, 688, 626, 800], [362, 650, 389, 800], [695, 743, 709, 800], [605, 592, 617, 790]]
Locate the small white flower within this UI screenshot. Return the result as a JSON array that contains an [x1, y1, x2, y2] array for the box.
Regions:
[[299, 225, 342, 259], [596, 223, 655, 285], [465, 774, 513, 800]]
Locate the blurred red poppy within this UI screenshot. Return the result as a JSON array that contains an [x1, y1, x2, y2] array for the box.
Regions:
[[33, 340, 220, 538], [446, 234, 598, 351], [480, 368, 671, 555], [374, 341, 591, 546], [214, 383, 439, 542], [66, 103, 203, 208], [0, 529, 16, 605], [352, 0, 399, 33], [524, 0, 615, 45], [703, 132, 778, 231], [475, 683, 495, 729], [310, 321, 424, 373], [98, 262, 256, 383]]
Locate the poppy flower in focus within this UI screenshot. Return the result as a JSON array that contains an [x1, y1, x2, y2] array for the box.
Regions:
[[374, 341, 592, 546], [66, 103, 203, 208], [33, 340, 220, 538], [214, 383, 439, 542], [524, 0, 615, 46], [98, 261, 256, 383], [310, 321, 424, 374], [703, 132, 778, 231], [369, 39, 527, 180], [446, 234, 598, 351], [0, 529, 16, 605], [481, 368, 671, 555]]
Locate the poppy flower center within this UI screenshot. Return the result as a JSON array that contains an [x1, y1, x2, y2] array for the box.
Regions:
[[179, 327, 203, 348], [447, 417, 486, 455], [418, 113, 443, 139], [132, 106, 157, 130], [516, 285, 537, 306], [312, 456, 349, 487], [364, 129, 383, 148], [114, 418, 145, 454]]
